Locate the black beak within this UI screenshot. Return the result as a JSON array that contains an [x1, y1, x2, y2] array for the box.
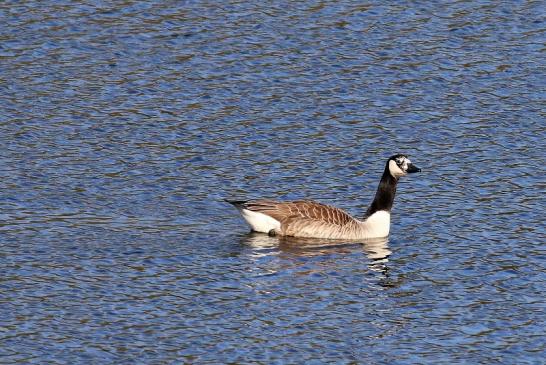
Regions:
[[407, 163, 421, 173]]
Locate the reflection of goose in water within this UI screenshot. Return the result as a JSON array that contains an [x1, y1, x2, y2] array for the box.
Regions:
[[240, 232, 391, 262], [227, 154, 420, 240], [240, 233, 395, 286]]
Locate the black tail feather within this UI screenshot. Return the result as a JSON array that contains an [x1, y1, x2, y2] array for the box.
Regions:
[[224, 199, 248, 207]]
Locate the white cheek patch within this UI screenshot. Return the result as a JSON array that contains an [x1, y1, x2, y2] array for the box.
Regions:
[[389, 160, 405, 177]]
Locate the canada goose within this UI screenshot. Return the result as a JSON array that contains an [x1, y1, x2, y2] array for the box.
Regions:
[[227, 154, 421, 240]]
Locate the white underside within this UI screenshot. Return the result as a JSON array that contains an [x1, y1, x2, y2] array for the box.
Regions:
[[360, 210, 391, 238], [239, 208, 281, 233]]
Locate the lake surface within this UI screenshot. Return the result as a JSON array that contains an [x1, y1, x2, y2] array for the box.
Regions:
[[1, 1, 545, 364]]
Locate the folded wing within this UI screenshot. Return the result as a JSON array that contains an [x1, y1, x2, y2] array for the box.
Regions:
[[236, 199, 358, 238]]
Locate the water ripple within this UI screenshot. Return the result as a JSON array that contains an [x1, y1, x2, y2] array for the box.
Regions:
[[1, 0, 545, 364]]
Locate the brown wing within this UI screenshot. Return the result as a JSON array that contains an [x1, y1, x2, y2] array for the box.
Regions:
[[242, 199, 357, 230]]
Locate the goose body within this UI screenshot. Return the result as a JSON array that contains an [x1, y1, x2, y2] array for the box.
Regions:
[[228, 154, 420, 240]]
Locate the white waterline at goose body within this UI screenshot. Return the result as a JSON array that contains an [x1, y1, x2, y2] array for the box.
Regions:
[[227, 154, 421, 240]]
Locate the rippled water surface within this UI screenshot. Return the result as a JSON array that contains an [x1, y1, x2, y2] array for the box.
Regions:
[[1, 1, 545, 364]]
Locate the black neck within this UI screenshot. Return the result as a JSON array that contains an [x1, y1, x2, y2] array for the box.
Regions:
[[365, 165, 398, 218]]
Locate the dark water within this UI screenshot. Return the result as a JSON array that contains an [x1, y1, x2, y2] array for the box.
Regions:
[[1, 1, 545, 364]]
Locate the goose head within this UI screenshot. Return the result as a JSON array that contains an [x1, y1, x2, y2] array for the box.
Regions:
[[387, 154, 421, 178]]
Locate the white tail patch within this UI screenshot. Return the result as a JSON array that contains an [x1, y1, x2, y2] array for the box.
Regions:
[[239, 209, 281, 233]]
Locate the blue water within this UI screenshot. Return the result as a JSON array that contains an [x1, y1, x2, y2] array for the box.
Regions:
[[1, 1, 545, 364]]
